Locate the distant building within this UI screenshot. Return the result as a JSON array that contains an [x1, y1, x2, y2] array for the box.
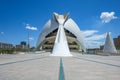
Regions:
[[16, 41, 27, 49], [87, 48, 100, 53], [100, 45, 104, 50], [16, 45, 22, 49], [113, 35, 120, 49], [0, 42, 13, 49], [21, 41, 26, 49]]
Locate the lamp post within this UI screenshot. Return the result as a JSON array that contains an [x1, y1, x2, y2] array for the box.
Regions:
[[27, 32, 30, 53], [28, 33, 30, 49]]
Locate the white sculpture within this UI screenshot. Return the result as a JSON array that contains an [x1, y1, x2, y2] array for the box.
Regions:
[[103, 32, 117, 53], [51, 13, 72, 56]]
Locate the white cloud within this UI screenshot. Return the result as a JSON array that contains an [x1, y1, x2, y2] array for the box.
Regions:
[[25, 24, 38, 30], [100, 12, 117, 23], [81, 30, 107, 48], [81, 30, 98, 37], [85, 41, 104, 48], [29, 37, 34, 41], [85, 33, 106, 41], [0, 32, 4, 34]]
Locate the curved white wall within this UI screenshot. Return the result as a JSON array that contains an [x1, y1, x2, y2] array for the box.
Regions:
[[36, 16, 86, 51]]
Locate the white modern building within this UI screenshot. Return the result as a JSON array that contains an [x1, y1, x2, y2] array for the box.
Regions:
[[36, 12, 86, 56]]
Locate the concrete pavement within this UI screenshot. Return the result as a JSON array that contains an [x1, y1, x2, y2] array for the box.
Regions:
[[0, 52, 120, 80]]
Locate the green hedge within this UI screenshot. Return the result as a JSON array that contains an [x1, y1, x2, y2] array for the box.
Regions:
[[116, 47, 120, 50], [0, 48, 36, 54], [0, 48, 15, 54]]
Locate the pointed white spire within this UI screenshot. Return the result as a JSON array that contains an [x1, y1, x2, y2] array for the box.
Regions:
[[103, 32, 117, 53], [51, 13, 72, 56]]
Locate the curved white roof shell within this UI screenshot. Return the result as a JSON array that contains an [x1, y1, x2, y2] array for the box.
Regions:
[[36, 13, 86, 51]]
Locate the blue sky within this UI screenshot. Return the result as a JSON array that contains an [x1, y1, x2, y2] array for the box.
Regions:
[[0, 0, 120, 48]]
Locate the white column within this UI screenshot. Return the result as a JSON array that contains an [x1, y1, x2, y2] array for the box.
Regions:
[[51, 24, 72, 56]]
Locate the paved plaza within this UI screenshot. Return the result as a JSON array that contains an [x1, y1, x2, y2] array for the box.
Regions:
[[0, 52, 120, 80]]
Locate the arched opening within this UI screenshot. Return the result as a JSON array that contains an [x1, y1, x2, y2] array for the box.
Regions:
[[42, 28, 80, 51]]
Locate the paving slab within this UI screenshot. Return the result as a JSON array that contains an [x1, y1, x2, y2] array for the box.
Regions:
[[0, 53, 59, 80], [63, 52, 120, 80], [0, 52, 120, 80]]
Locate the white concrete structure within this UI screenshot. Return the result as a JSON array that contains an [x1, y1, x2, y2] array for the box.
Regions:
[[36, 12, 86, 56], [51, 13, 72, 56], [103, 32, 117, 53]]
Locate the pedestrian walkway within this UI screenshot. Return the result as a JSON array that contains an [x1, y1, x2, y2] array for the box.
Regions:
[[0, 52, 120, 80]]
